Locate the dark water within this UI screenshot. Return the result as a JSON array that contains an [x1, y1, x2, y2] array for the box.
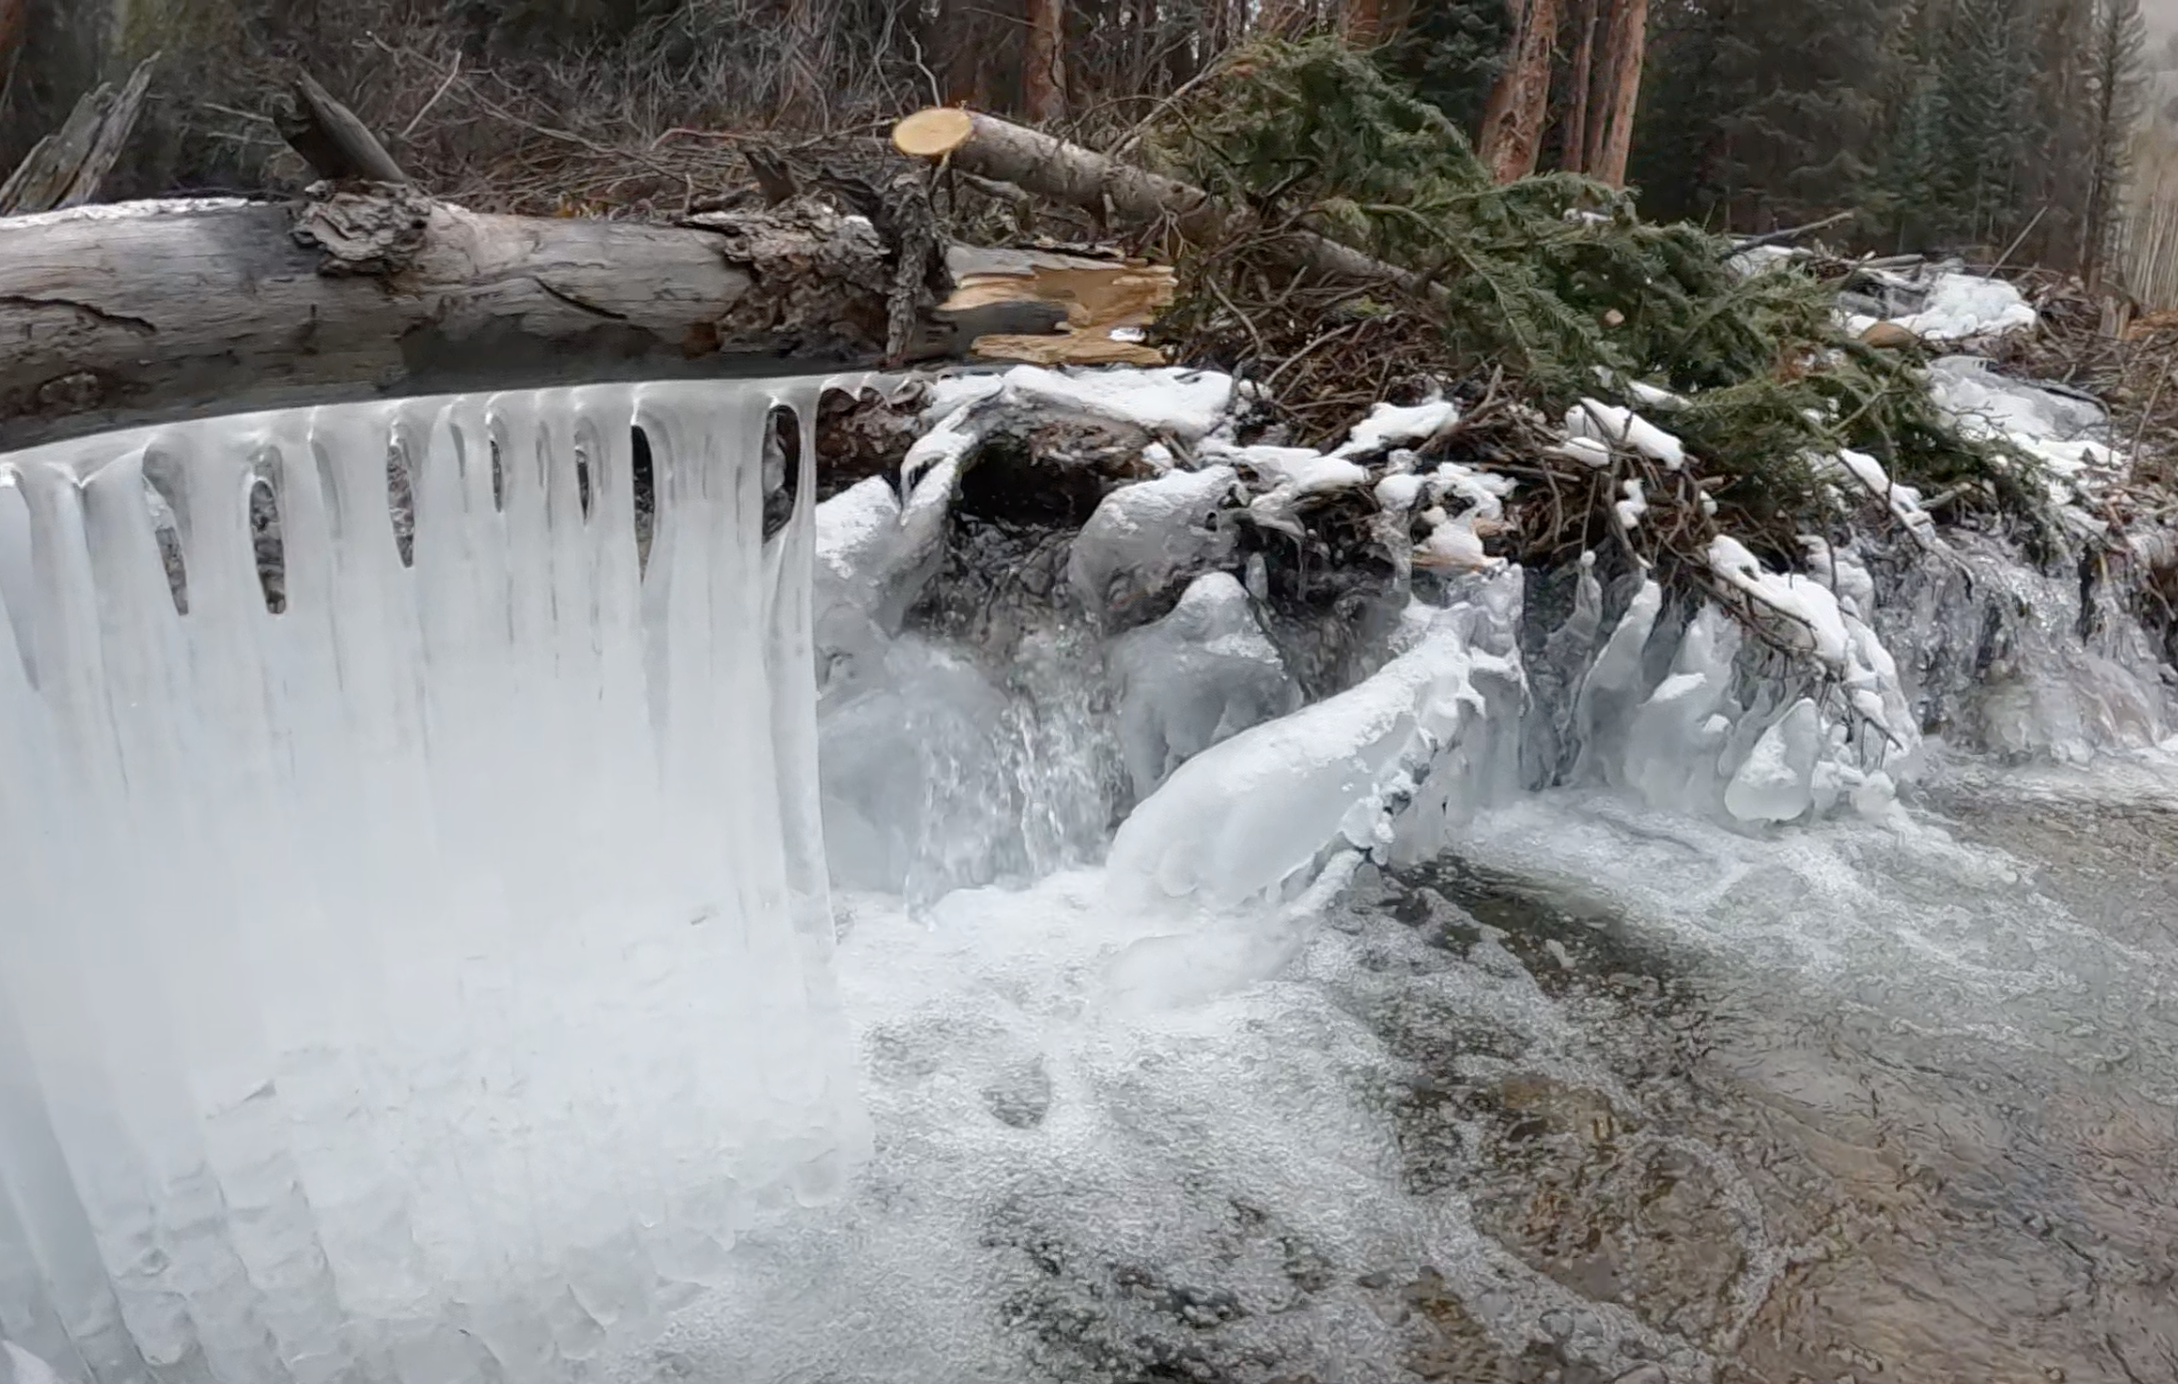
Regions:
[[1390, 776, 2178, 1384]]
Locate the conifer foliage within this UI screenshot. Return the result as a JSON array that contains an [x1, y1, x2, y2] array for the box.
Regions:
[[1636, 0, 2149, 273]]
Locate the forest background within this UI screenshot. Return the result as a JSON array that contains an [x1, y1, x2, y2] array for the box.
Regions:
[[4, 0, 2178, 301]]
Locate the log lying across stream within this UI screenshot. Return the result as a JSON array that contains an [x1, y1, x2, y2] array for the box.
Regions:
[[0, 186, 918, 451]]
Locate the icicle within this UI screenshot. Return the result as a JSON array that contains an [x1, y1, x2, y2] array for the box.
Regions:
[[0, 382, 869, 1383]]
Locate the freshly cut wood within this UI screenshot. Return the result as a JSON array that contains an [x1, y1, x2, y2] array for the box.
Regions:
[[0, 191, 916, 449], [890, 107, 1448, 305], [277, 71, 409, 184], [894, 108, 976, 158], [0, 56, 158, 215], [942, 243, 1175, 364]]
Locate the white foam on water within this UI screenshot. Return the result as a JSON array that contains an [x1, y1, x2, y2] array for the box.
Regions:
[[0, 382, 868, 1384]]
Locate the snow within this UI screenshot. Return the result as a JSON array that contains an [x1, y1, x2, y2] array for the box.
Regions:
[[1331, 398, 1459, 458], [990, 365, 1237, 440], [1707, 535, 1852, 669], [1546, 435, 1614, 469], [1883, 271, 2039, 341], [1614, 478, 1648, 531], [1374, 472, 1426, 512], [0, 383, 867, 1378], [1206, 440, 1370, 494], [1924, 355, 2124, 511], [1823, 447, 1936, 538], [1566, 400, 1687, 470], [1413, 512, 1498, 572]]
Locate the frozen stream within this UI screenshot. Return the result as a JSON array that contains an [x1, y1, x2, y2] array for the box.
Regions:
[[612, 759, 2178, 1384], [5, 370, 2177, 1384]]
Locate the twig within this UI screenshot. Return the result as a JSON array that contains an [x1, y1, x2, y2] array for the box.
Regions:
[[399, 53, 464, 142], [1730, 209, 1856, 254]]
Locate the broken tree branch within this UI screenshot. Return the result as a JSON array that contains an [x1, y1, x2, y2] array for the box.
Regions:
[[0, 56, 159, 216], [277, 71, 410, 184], [890, 106, 1450, 307]]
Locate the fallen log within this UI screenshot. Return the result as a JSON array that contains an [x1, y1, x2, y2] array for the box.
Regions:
[[892, 107, 1447, 305], [0, 187, 921, 450]]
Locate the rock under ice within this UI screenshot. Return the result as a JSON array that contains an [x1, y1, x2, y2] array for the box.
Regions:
[[0, 382, 867, 1384]]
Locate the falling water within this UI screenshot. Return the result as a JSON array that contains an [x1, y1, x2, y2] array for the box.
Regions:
[[0, 383, 868, 1384]]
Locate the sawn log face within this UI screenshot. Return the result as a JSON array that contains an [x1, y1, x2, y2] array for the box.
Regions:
[[0, 192, 898, 450]]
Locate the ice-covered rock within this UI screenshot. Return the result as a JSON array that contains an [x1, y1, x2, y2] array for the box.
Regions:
[[1109, 572, 1523, 909], [1111, 572, 1301, 796], [1725, 698, 1824, 822], [990, 365, 1237, 441], [1066, 465, 1238, 622]]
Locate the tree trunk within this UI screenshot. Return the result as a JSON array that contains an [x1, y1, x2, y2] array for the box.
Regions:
[[1343, 0, 1415, 48], [1589, 0, 1649, 188], [1563, 0, 1597, 174], [1024, 0, 1068, 122], [0, 192, 915, 450], [1477, 0, 1560, 183], [893, 106, 1452, 304]]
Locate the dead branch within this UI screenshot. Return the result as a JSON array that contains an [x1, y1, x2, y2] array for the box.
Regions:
[[1, 57, 159, 216]]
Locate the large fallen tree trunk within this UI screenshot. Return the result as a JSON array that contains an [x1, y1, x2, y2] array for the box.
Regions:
[[892, 107, 1448, 306], [0, 187, 921, 451]]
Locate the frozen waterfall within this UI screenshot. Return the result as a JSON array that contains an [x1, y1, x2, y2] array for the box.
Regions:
[[0, 382, 868, 1384]]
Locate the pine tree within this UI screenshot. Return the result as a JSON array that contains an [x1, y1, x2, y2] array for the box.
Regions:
[[2082, 0, 2146, 280], [1633, 0, 1906, 232], [1932, 0, 2033, 248], [1386, 0, 1513, 134]]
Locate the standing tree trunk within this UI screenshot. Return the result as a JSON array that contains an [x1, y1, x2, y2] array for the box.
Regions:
[[1589, 0, 1649, 188], [1344, 0, 1415, 47], [1477, 0, 1561, 183], [1563, 0, 1597, 174], [1024, 0, 1067, 122]]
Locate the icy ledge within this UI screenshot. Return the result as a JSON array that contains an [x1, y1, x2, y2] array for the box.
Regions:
[[0, 382, 868, 1384]]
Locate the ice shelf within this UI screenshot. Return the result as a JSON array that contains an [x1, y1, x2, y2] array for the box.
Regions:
[[0, 382, 868, 1384]]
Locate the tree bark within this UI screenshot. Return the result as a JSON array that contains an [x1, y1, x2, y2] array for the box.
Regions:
[[1563, 0, 1597, 174], [0, 191, 915, 450], [1024, 0, 1068, 122], [276, 71, 409, 185], [1477, 0, 1560, 183], [1589, 0, 1648, 188], [892, 107, 1451, 304]]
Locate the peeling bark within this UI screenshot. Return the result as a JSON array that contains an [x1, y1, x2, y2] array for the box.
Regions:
[[1477, 0, 1561, 184], [0, 194, 909, 450]]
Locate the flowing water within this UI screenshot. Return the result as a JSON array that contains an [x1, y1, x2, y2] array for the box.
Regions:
[[5, 381, 2177, 1384]]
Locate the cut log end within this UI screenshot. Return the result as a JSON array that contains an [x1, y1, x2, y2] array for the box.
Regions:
[[893, 107, 976, 159]]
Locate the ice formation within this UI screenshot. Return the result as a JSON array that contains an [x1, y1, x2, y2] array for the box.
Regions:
[[1108, 572, 1525, 908], [0, 382, 867, 1384], [1110, 572, 1299, 796]]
